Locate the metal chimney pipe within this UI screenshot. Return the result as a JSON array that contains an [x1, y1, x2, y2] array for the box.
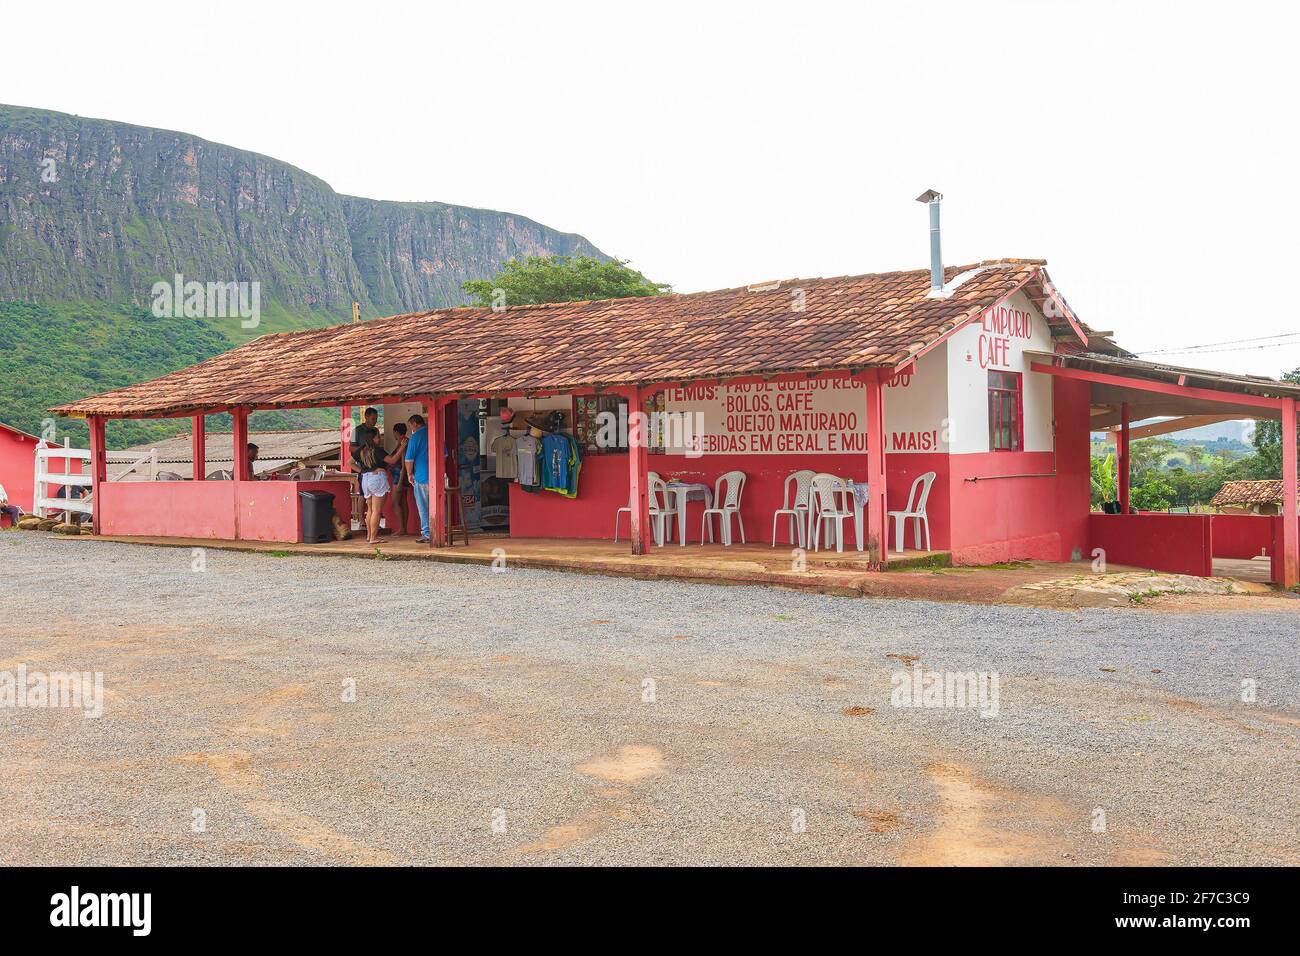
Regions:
[[915, 189, 943, 294]]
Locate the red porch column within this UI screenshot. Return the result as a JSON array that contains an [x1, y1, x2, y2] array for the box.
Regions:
[[1283, 397, 1298, 589], [864, 370, 888, 568], [626, 388, 651, 555], [88, 415, 106, 536], [231, 408, 250, 540], [192, 415, 206, 480], [1118, 402, 1131, 514], [429, 397, 447, 547], [232, 407, 250, 482], [339, 405, 352, 473]]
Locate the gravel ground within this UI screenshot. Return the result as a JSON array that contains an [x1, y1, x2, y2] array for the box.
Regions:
[[1, 531, 1297, 866]]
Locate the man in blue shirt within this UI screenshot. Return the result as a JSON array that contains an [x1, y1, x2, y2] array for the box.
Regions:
[[403, 413, 430, 543]]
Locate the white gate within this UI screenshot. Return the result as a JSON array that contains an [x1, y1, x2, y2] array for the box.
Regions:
[[33, 440, 93, 520]]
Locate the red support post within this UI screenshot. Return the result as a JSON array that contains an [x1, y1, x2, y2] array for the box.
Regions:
[[627, 388, 650, 555], [1283, 397, 1298, 589], [192, 414, 206, 481], [340, 405, 352, 473], [88, 415, 106, 536], [430, 397, 447, 547], [864, 370, 888, 568], [1118, 402, 1131, 514], [231, 408, 250, 540], [232, 407, 250, 482]]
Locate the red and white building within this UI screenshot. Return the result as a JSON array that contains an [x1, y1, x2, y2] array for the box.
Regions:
[[0, 420, 52, 518], [51, 257, 1300, 588]]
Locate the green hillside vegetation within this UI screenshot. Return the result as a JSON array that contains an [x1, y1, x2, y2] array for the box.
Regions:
[[0, 103, 608, 447], [0, 299, 337, 447]]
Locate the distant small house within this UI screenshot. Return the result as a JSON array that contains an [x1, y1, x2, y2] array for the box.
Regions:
[[1211, 480, 1287, 515], [107, 428, 341, 481]]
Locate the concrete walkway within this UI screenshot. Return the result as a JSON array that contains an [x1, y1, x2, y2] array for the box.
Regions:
[[73, 532, 1290, 607]]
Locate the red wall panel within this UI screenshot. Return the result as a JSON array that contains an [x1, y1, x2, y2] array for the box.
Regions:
[[99, 481, 237, 539], [0, 428, 40, 513], [1210, 513, 1276, 560], [1088, 513, 1214, 577], [100, 478, 353, 543], [0, 430, 82, 514], [237, 479, 352, 542]]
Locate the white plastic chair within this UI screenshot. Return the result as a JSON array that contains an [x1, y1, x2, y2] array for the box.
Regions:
[[888, 471, 937, 552], [810, 473, 853, 552], [291, 466, 325, 481], [648, 474, 678, 546], [771, 469, 815, 547], [155, 471, 184, 481], [614, 472, 677, 546], [701, 470, 746, 546], [206, 469, 233, 480]]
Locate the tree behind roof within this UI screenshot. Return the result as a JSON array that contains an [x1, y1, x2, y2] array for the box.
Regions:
[[462, 255, 670, 308]]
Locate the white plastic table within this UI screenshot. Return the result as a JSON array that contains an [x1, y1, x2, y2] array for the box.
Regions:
[[664, 481, 713, 546], [808, 478, 868, 551]]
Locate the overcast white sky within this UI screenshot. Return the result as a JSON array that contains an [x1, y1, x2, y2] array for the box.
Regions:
[[5, 0, 1298, 376]]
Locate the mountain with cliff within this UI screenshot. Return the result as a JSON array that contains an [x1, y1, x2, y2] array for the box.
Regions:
[[0, 104, 607, 442]]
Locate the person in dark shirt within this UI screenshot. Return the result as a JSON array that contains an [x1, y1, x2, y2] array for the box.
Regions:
[[387, 422, 410, 535], [353, 407, 380, 451]]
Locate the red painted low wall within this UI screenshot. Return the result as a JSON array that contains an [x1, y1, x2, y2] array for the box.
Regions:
[[1088, 513, 1214, 577], [101, 478, 352, 543], [237, 480, 351, 542], [100, 481, 238, 539], [1209, 513, 1275, 560]]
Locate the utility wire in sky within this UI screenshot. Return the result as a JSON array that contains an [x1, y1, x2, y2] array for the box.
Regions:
[[1137, 330, 1300, 356]]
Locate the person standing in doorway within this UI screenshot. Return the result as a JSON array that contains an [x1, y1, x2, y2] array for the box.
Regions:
[[388, 422, 410, 535], [354, 407, 380, 450], [405, 413, 430, 543]]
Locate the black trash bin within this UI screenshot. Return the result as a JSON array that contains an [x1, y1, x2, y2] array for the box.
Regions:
[[299, 490, 336, 543]]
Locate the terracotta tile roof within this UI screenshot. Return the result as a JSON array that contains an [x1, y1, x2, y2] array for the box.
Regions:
[[1211, 480, 1287, 507], [53, 259, 1066, 418]]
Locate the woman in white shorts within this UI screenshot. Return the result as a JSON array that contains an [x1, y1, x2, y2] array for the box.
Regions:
[[354, 434, 394, 544]]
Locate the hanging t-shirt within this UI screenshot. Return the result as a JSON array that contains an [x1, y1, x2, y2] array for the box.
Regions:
[[541, 433, 580, 495], [515, 434, 541, 487], [562, 435, 582, 498], [491, 433, 519, 480]]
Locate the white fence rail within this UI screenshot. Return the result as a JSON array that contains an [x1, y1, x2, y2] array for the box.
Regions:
[[33, 440, 92, 519], [110, 448, 158, 482], [33, 441, 163, 519]]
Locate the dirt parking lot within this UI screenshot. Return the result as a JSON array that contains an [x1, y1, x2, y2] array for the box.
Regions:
[[2, 533, 1297, 865]]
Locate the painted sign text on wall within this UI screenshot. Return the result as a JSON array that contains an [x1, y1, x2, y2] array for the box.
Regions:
[[663, 378, 867, 455], [977, 304, 1034, 369]]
